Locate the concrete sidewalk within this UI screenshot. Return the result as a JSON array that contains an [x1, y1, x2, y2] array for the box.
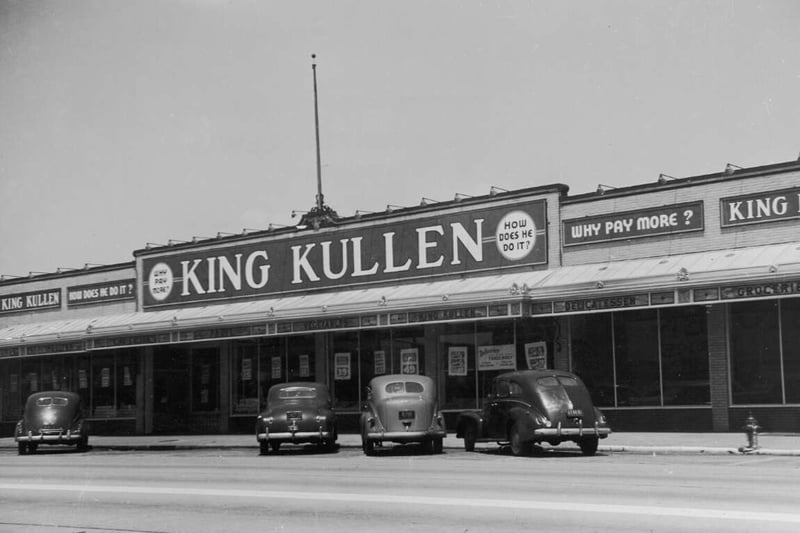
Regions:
[[3, 432, 800, 456]]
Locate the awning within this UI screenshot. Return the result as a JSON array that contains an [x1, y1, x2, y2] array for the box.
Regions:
[[2, 241, 799, 349]]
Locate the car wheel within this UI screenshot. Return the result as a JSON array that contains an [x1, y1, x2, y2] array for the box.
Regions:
[[270, 441, 281, 453], [77, 437, 89, 453], [432, 437, 443, 454], [463, 424, 477, 452], [363, 438, 375, 456], [17, 442, 27, 455], [509, 424, 531, 457], [27, 443, 38, 454], [579, 436, 599, 456], [259, 441, 270, 456]]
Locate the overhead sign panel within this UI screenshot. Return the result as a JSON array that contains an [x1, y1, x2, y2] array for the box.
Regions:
[[563, 201, 704, 246], [141, 200, 548, 308], [720, 186, 800, 228]]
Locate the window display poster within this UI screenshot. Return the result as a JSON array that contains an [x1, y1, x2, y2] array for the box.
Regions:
[[201, 364, 210, 385], [299, 354, 310, 378], [374, 350, 386, 375], [79, 369, 88, 389], [241, 358, 252, 381], [123, 366, 133, 386], [448, 346, 468, 376], [200, 388, 209, 404], [29, 372, 38, 392], [335, 352, 351, 380], [101, 367, 111, 388], [525, 342, 548, 370], [478, 344, 516, 371], [10, 374, 17, 392], [271, 356, 282, 380], [401, 348, 419, 375], [52, 370, 60, 390]]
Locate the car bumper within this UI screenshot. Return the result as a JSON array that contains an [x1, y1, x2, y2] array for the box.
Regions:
[[365, 430, 447, 442], [533, 427, 611, 439], [16, 432, 83, 444], [257, 430, 334, 442]]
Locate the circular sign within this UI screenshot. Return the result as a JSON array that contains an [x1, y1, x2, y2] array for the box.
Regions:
[[148, 262, 174, 302], [495, 210, 536, 260]]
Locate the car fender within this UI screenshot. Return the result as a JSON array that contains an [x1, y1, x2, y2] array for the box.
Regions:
[[507, 405, 544, 438], [456, 411, 487, 439]]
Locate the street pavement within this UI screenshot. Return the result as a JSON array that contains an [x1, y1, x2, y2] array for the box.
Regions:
[[3, 431, 800, 455]]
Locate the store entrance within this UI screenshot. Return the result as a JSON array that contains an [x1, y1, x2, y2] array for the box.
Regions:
[[152, 347, 191, 434]]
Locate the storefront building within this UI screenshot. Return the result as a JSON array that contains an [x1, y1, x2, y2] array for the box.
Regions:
[[2, 160, 799, 435]]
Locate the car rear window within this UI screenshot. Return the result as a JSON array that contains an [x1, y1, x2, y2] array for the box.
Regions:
[[278, 387, 317, 399], [35, 397, 69, 407], [384, 381, 425, 394], [537, 376, 580, 388]]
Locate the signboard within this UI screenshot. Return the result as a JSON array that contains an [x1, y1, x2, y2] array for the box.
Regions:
[[0, 289, 61, 315], [720, 186, 800, 227], [563, 201, 703, 246], [142, 200, 548, 308], [478, 344, 516, 371], [67, 279, 135, 307], [721, 281, 800, 300], [553, 294, 649, 313], [374, 350, 386, 375]]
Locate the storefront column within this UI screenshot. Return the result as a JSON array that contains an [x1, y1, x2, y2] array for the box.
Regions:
[[553, 316, 570, 371], [315, 333, 328, 385], [142, 346, 154, 435], [707, 304, 730, 432], [219, 343, 230, 433]]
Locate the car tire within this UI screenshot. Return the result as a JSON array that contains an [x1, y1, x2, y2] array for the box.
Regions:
[[579, 436, 599, 456], [17, 442, 27, 455], [259, 441, 270, 456], [270, 441, 281, 453], [27, 443, 38, 454], [509, 424, 531, 457], [77, 437, 89, 453], [432, 437, 443, 454], [363, 438, 375, 456], [463, 424, 477, 452]]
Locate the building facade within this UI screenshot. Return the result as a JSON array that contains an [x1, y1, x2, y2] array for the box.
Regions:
[[2, 160, 799, 435]]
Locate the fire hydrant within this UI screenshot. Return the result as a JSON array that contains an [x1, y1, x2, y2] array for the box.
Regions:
[[740, 413, 761, 453]]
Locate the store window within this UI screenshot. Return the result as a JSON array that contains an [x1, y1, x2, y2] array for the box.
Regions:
[[331, 331, 359, 410], [288, 334, 316, 382], [258, 337, 286, 408], [92, 353, 116, 417], [392, 326, 426, 377], [660, 307, 709, 405], [0, 359, 22, 420], [232, 340, 260, 415], [439, 322, 476, 409], [475, 320, 515, 399], [360, 329, 392, 395], [782, 298, 800, 403], [614, 310, 660, 407], [730, 301, 782, 404], [192, 348, 219, 412], [570, 314, 615, 407]]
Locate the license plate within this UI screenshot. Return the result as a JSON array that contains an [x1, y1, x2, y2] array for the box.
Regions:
[[566, 409, 583, 418], [287, 411, 302, 420], [398, 410, 415, 420]]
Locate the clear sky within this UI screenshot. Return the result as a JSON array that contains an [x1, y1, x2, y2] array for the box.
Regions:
[[1, 0, 799, 277]]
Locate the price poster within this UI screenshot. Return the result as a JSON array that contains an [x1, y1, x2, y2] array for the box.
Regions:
[[448, 346, 468, 376], [400, 348, 419, 375], [525, 342, 548, 370], [299, 354, 310, 378], [271, 356, 282, 380], [241, 358, 252, 381], [335, 353, 351, 380], [374, 350, 386, 375]]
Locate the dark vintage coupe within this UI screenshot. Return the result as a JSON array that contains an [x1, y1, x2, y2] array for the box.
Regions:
[[15, 391, 89, 455], [456, 370, 610, 456], [360, 374, 446, 455], [255, 382, 337, 454]]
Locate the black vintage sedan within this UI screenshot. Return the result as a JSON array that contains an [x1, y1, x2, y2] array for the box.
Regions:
[[15, 391, 89, 455], [255, 382, 337, 454], [360, 374, 446, 455], [456, 370, 610, 456]]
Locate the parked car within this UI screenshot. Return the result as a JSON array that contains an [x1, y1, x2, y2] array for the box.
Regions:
[[360, 374, 446, 455], [15, 391, 89, 455], [256, 382, 337, 454], [456, 370, 610, 456]]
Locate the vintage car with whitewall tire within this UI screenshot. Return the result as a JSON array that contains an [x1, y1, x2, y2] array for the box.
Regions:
[[360, 374, 447, 455], [255, 382, 337, 454], [456, 370, 610, 456], [15, 391, 89, 455]]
